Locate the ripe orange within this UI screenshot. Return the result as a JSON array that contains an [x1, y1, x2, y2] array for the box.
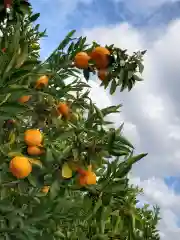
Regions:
[[10, 156, 32, 179], [41, 186, 50, 193], [35, 75, 49, 89], [24, 129, 43, 146], [78, 175, 87, 186], [27, 146, 44, 156], [74, 52, 90, 69], [98, 69, 108, 81], [86, 172, 96, 185], [90, 46, 110, 69], [57, 102, 69, 117], [18, 95, 31, 103], [78, 166, 96, 186]]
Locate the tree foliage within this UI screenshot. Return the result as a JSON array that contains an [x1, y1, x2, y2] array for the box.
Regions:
[[0, 2, 160, 240]]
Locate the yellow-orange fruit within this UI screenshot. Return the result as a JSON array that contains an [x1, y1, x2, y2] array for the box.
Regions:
[[74, 52, 90, 69], [24, 129, 43, 146], [27, 146, 44, 156], [10, 156, 32, 179], [57, 103, 69, 117], [78, 167, 96, 186], [90, 47, 110, 69], [18, 95, 31, 103], [35, 75, 49, 89], [86, 172, 96, 185]]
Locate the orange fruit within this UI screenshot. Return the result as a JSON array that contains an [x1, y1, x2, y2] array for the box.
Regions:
[[41, 186, 50, 193], [78, 165, 96, 186], [18, 95, 31, 103], [98, 69, 108, 81], [27, 146, 44, 156], [90, 46, 110, 69], [35, 75, 49, 89], [57, 103, 69, 117], [74, 52, 90, 69], [24, 129, 43, 146], [10, 156, 32, 179], [86, 172, 96, 185], [78, 175, 87, 186]]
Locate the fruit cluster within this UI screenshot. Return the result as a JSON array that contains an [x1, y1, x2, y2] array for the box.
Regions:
[[8, 53, 101, 189], [74, 46, 111, 81], [9, 125, 96, 187]]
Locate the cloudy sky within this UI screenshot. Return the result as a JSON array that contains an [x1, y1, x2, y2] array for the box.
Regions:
[[30, 0, 180, 238]]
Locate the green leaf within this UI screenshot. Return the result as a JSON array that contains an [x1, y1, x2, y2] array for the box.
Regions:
[[101, 105, 121, 116], [115, 123, 124, 135], [138, 62, 144, 74], [94, 105, 104, 121], [0, 204, 15, 213], [127, 153, 147, 165], [108, 129, 116, 150], [107, 182, 126, 193], [58, 30, 76, 50], [102, 193, 112, 206], [133, 74, 143, 81], [127, 79, 133, 91], [29, 13, 40, 22], [111, 149, 128, 156], [128, 71, 133, 79], [118, 68, 125, 84], [116, 135, 134, 149], [110, 79, 117, 95], [83, 69, 90, 81], [120, 71, 128, 92], [0, 102, 27, 114], [141, 50, 147, 55], [59, 146, 72, 161], [46, 148, 54, 162], [66, 30, 76, 38], [54, 230, 65, 238], [50, 180, 60, 200], [95, 198, 102, 209], [28, 175, 37, 187], [92, 234, 108, 240]]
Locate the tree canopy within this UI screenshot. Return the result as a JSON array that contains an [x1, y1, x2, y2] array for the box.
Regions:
[[0, 1, 160, 240]]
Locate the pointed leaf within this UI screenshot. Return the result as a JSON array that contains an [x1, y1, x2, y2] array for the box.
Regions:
[[110, 79, 117, 95], [127, 153, 148, 165], [138, 62, 144, 74], [83, 69, 90, 81], [29, 13, 40, 22]]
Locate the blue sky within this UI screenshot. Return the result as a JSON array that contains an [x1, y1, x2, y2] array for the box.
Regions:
[[30, 0, 180, 238], [31, 0, 180, 59]]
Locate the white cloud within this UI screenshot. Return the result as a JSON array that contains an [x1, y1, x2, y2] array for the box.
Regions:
[[168, 124, 180, 140], [132, 177, 180, 239], [142, 94, 164, 120], [82, 19, 180, 176], [81, 18, 180, 238]]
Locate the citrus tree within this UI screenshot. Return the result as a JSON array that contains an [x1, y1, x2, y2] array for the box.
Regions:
[[0, 1, 160, 240]]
